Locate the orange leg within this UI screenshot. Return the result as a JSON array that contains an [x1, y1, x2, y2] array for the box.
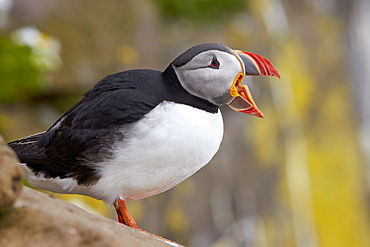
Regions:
[[113, 198, 140, 229]]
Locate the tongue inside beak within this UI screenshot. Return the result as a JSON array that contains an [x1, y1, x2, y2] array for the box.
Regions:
[[228, 73, 265, 118]]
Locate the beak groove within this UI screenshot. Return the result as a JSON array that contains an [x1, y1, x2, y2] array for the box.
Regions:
[[236, 50, 281, 79]]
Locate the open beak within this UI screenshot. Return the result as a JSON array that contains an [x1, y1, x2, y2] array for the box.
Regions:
[[228, 50, 281, 118]]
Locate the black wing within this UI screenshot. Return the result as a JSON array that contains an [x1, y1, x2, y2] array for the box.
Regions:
[[8, 69, 165, 185]]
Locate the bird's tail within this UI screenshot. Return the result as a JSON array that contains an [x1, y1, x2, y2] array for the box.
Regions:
[[7, 132, 82, 194], [7, 132, 48, 164]]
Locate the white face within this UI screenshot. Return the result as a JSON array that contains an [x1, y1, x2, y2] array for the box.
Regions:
[[173, 50, 243, 105]]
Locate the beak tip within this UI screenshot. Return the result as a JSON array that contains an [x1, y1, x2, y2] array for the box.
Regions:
[[271, 69, 281, 79], [253, 111, 265, 119], [238, 108, 265, 119]]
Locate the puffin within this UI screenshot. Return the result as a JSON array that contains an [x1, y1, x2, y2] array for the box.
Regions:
[[8, 43, 280, 229]]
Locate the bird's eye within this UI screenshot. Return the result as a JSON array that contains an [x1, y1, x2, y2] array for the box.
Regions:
[[209, 56, 220, 69]]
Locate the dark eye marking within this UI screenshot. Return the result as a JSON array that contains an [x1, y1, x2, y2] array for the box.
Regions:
[[209, 56, 220, 69]]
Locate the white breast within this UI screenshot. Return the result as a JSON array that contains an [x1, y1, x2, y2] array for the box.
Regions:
[[88, 101, 224, 203]]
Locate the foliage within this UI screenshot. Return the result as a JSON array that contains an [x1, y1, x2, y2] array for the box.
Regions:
[[0, 35, 43, 103], [156, 0, 247, 23]]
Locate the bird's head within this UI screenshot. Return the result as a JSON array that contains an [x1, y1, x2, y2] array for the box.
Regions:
[[172, 43, 280, 118]]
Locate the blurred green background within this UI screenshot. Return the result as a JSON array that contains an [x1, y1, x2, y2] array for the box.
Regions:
[[1, 0, 369, 246]]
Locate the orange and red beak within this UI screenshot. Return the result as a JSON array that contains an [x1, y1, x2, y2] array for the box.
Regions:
[[228, 50, 280, 118]]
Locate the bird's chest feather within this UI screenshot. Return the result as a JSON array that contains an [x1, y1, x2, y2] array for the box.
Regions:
[[94, 101, 223, 202]]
